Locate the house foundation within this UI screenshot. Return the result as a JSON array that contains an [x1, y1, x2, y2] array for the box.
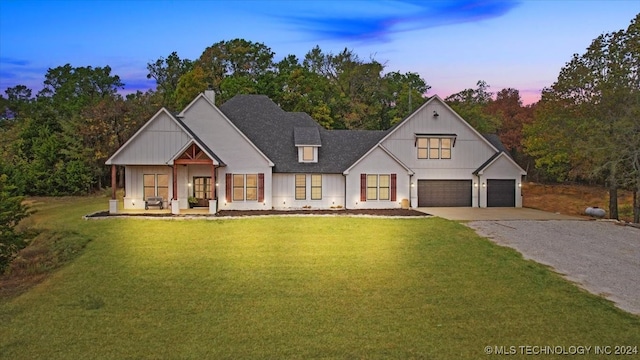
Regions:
[[171, 199, 180, 215], [109, 199, 118, 214]]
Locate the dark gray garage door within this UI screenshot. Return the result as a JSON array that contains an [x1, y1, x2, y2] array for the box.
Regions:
[[487, 179, 515, 207], [418, 180, 472, 207]]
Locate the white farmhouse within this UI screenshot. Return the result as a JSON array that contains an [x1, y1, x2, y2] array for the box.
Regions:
[[106, 91, 526, 214]]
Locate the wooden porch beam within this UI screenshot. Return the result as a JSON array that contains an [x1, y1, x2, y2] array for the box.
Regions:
[[211, 165, 216, 200], [173, 165, 178, 200], [174, 159, 214, 165], [111, 165, 116, 200]]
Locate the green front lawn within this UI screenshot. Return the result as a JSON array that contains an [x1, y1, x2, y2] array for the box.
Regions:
[[1, 197, 638, 359]]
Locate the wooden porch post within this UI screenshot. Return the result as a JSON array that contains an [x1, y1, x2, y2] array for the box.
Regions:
[[111, 165, 116, 200], [211, 165, 216, 200], [173, 165, 178, 200]]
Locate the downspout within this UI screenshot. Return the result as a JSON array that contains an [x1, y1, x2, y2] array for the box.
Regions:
[[409, 174, 413, 208], [343, 174, 348, 209]]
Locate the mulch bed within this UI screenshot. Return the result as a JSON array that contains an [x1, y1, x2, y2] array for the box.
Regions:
[[86, 209, 429, 218], [217, 209, 429, 217]]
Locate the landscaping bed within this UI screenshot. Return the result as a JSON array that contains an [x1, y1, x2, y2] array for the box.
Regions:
[[217, 208, 428, 217], [86, 208, 429, 218]]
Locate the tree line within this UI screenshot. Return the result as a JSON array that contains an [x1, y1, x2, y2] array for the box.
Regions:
[[0, 13, 638, 222]]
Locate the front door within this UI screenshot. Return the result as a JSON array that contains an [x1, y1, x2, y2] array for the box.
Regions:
[[193, 177, 212, 207]]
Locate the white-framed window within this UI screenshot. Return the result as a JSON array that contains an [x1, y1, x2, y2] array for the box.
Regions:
[[143, 174, 169, 200], [378, 175, 390, 200], [298, 146, 318, 163], [367, 174, 390, 200], [311, 174, 322, 200], [226, 173, 263, 203], [246, 174, 258, 201], [417, 138, 452, 159], [302, 147, 314, 161], [367, 174, 378, 200], [295, 174, 322, 200], [233, 174, 245, 201], [233, 174, 258, 201], [295, 174, 306, 200]]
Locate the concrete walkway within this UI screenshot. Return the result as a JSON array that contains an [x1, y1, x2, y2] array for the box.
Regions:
[[417, 207, 584, 221]]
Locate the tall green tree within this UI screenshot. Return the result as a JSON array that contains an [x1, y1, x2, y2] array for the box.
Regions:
[[381, 71, 429, 128], [445, 80, 501, 133], [1, 85, 32, 120], [179, 39, 276, 106], [38, 64, 123, 118], [174, 65, 210, 109], [524, 14, 640, 220], [6, 65, 126, 195], [307, 48, 385, 129], [0, 174, 30, 272], [146, 51, 193, 111], [270, 54, 334, 128]]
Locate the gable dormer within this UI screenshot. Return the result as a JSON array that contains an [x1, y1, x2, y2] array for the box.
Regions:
[[294, 127, 321, 163]]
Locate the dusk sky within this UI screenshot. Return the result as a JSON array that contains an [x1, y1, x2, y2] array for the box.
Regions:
[[1, 0, 638, 105]]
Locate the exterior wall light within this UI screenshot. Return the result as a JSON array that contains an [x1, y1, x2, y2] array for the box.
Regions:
[[433, 111, 439, 118], [482, 183, 486, 188]]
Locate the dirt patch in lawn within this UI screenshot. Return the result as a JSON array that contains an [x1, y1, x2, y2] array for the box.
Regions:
[[523, 182, 634, 222]]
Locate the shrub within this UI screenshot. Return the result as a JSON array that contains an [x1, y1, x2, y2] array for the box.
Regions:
[[0, 174, 31, 272]]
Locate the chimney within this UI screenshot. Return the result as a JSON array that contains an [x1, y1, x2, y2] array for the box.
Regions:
[[204, 87, 215, 103]]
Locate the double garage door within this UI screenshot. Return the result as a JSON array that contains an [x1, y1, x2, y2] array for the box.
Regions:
[[417, 179, 515, 207]]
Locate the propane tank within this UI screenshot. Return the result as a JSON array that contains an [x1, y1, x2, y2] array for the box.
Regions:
[[585, 207, 606, 218]]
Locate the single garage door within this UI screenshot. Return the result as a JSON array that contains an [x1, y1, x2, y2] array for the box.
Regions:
[[487, 179, 515, 207], [418, 180, 472, 207]]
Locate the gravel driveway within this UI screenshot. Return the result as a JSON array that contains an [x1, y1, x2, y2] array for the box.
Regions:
[[466, 220, 640, 315]]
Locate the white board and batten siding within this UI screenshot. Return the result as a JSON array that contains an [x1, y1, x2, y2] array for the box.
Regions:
[[179, 96, 273, 168], [123, 165, 172, 209], [381, 97, 497, 171], [108, 110, 191, 165], [272, 173, 345, 210], [380, 96, 508, 208], [180, 96, 274, 211], [476, 154, 525, 207], [345, 146, 410, 209]]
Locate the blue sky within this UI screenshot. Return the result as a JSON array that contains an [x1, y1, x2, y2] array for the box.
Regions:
[[1, 0, 638, 105]]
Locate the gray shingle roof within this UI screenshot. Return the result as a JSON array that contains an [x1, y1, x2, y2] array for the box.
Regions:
[[294, 127, 322, 146], [473, 134, 514, 175], [482, 133, 510, 155], [219, 95, 387, 173]]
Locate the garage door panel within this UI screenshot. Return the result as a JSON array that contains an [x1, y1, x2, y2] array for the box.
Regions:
[[418, 180, 472, 207], [487, 179, 515, 207]]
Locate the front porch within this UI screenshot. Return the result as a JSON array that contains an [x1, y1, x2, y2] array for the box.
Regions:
[[109, 143, 223, 215], [107, 197, 216, 216]]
